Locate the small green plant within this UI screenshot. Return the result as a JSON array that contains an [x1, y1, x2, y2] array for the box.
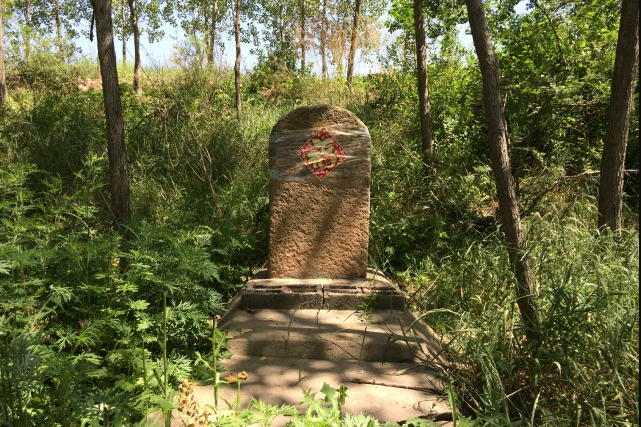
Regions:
[[288, 383, 349, 426], [195, 314, 232, 413]]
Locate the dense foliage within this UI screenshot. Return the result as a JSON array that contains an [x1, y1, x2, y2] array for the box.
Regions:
[[0, 1, 639, 424]]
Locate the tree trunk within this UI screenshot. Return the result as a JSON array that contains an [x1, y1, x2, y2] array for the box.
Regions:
[[127, 0, 142, 95], [234, 0, 242, 116], [320, 0, 328, 78], [413, 0, 433, 164], [300, 0, 306, 71], [24, 0, 31, 60], [207, 0, 218, 68], [121, 2, 126, 65], [597, 0, 639, 233], [279, 4, 285, 55], [53, 0, 63, 53], [402, 31, 410, 69], [203, 4, 210, 65], [0, 0, 7, 109], [465, 0, 541, 340], [90, 0, 131, 230], [346, 0, 362, 86]]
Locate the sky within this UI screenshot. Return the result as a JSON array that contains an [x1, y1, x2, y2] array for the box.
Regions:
[[74, 18, 389, 75], [72, 1, 528, 75]]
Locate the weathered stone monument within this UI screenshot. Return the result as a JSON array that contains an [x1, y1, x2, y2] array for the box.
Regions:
[[268, 104, 371, 278], [241, 104, 405, 310]]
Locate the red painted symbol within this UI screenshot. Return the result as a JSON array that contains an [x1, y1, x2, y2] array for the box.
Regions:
[[297, 128, 349, 180]]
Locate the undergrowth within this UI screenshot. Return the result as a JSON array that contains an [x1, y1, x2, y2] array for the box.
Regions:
[[396, 197, 639, 426], [0, 59, 638, 426]]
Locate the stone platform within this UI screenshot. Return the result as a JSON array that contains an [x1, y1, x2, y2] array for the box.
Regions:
[[239, 269, 406, 310], [219, 308, 446, 364], [150, 271, 452, 425], [150, 355, 451, 426], [151, 308, 452, 426]]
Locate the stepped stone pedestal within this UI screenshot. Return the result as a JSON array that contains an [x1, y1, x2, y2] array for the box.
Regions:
[[219, 304, 446, 365], [240, 269, 406, 310]]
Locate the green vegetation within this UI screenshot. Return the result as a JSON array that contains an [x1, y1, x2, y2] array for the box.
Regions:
[[0, 2, 638, 423]]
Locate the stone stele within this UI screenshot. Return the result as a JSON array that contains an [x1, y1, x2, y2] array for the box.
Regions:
[[268, 104, 371, 278]]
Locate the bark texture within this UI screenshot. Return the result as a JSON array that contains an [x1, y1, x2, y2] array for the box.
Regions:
[[91, 0, 131, 229], [320, 0, 327, 78], [0, 0, 7, 108], [300, 0, 306, 70], [207, 0, 218, 67], [121, 2, 126, 65], [127, 0, 142, 95], [346, 0, 362, 86], [53, 0, 63, 52], [234, 0, 242, 115], [597, 0, 639, 233], [465, 0, 541, 339], [413, 0, 433, 163]]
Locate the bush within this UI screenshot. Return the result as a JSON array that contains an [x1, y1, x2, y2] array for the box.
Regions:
[[6, 51, 97, 97], [0, 161, 230, 426]]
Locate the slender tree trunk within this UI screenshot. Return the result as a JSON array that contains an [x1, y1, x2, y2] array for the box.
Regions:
[[207, 0, 218, 68], [121, 2, 126, 65], [127, 0, 142, 95], [346, 0, 362, 86], [90, 0, 131, 229], [598, 0, 639, 233], [402, 32, 410, 69], [465, 0, 541, 340], [278, 4, 287, 67], [0, 0, 7, 109], [300, 0, 306, 71], [53, 0, 63, 53], [413, 0, 433, 164], [234, 0, 242, 116], [203, 4, 210, 64], [279, 5, 284, 47], [320, 0, 327, 79], [24, 0, 31, 60]]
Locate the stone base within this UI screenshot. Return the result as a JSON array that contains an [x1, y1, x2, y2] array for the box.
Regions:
[[218, 308, 446, 364], [239, 269, 406, 310]]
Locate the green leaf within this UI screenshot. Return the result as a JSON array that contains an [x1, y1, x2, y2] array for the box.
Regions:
[[129, 300, 150, 311]]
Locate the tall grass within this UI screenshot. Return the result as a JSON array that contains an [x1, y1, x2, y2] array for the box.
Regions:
[[398, 191, 639, 425]]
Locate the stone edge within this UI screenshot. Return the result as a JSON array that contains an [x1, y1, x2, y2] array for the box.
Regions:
[[236, 269, 406, 310]]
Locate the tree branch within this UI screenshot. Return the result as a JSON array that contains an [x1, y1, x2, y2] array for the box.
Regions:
[[533, 0, 568, 66], [522, 169, 639, 216]]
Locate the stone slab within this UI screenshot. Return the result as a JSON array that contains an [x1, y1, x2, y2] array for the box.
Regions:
[[150, 356, 451, 426], [241, 269, 407, 310], [148, 308, 452, 426], [218, 309, 448, 365]]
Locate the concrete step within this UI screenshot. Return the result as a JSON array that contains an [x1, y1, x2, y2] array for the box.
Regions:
[[240, 270, 407, 310], [150, 292, 455, 425], [150, 355, 452, 426], [219, 308, 447, 364]]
